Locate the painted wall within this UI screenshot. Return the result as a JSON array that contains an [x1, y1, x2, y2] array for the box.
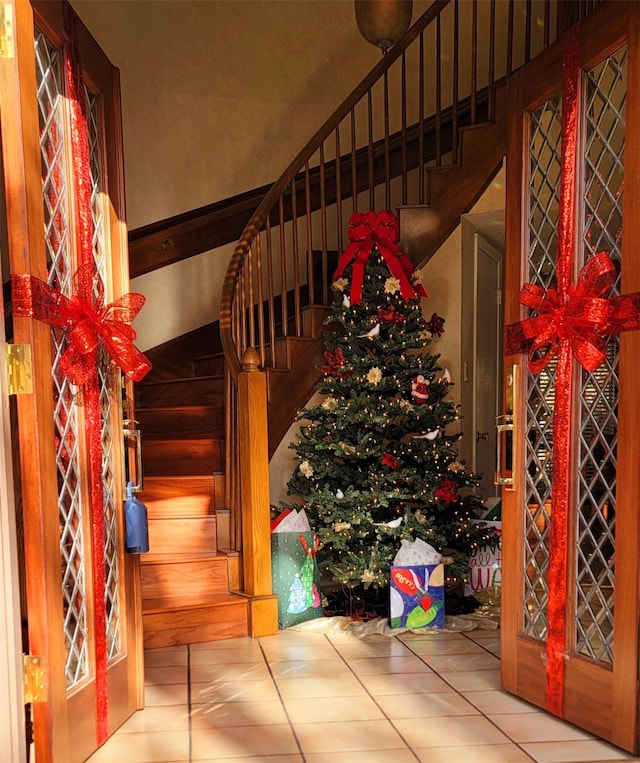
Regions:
[[71, 0, 432, 350]]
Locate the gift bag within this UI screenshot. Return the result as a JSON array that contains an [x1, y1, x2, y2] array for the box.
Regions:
[[271, 531, 323, 629], [389, 564, 445, 629], [464, 520, 502, 596]]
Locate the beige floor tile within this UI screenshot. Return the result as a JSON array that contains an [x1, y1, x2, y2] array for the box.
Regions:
[[414, 743, 535, 762], [275, 673, 368, 700], [305, 752, 418, 763], [437, 668, 502, 691], [521, 739, 640, 762], [189, 698, 289, 727], [346, 654, 432, 675], [189, 646, 266, 665], [268, 658, 353, 678], [190, 636, 261, 650], [116, 704, 191, 734], [260, 643, 340, 662], [489, 711, 596, 743], [190, 723, 300, 758], [194, 758, 303, 763], [464, 628, 501, 640], [393, 714, 511, 748], [191, 678, 280, 704], [144, 647, 189, 668], [144, 665, 189, 685], [356, 670, 452, 695], [294, 719, 406, 754], [189, 660, 272, 683], [283, 695, 385, 724], [402, 637, 490, 656], [374, 690, 480, 718], [424, 652, 501, 672], [86, 728, 189, 761], [463, 689, 538, 714], [329, 638, 411, 658], [259, 630, 328, 646], [143, 682, 189, 707]]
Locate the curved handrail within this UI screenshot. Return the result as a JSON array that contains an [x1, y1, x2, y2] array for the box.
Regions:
[[220, 0, 451, 381]]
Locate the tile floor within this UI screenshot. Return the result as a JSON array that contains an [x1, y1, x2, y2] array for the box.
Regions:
[[87, 626, 640, 763]]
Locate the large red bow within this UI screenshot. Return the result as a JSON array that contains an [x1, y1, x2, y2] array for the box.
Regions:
[[504, 251, 640, 373], [333, 210, 428, 305], [12, 264, 152, 385]]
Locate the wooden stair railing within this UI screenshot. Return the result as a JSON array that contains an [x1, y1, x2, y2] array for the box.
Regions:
[[218, 0, 603, 622]]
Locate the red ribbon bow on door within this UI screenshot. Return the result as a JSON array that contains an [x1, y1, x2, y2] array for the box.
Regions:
[[504, 251, 640, 373], [12, 263, 152, 385]]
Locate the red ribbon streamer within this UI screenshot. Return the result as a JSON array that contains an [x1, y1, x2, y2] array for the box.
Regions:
[[65, 8, 110, 743], [333, 210, 428, 304]]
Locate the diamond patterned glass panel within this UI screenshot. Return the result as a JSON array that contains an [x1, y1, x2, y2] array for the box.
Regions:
[[35, 30, 89, 687], [575, 47, 626, 665], [85, 86, 122, 660], [523, 93, 562, 639]]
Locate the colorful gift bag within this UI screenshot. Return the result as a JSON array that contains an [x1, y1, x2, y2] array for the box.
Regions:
[[464, 520, 502, 596], [271, 531, 323, 629], [389, 564, 445, 629]]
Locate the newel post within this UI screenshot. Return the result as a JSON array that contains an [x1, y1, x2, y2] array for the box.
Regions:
[[237, 348, 278, 636]]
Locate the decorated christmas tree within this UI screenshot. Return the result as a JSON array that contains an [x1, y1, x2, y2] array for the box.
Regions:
[[282, 210, 498, 598]]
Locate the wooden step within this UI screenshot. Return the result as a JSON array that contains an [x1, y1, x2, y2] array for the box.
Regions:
[[141, 552, 229, 598], [142, 593, 249, 648], [143, 438, 223, 476], [138, 405, 224, 440], [147, 515, 217, 555], [194, 353, 225, 377], [140, 475, 219, 516], [135, 375, 224, 408]]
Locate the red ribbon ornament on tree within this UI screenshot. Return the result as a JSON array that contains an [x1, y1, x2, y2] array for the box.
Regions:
[[333, 210, 428, 305], [504, 24, 640, 718]]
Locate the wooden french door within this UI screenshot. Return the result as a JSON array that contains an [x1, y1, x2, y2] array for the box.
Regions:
[[501, 0, 640, 753], [0, 1, 144, 761]]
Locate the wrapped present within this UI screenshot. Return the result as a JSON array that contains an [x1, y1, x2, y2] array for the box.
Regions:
[[271, 531, 323, 628], [389, 564, 445, 628], [464, 520, 502, 596]]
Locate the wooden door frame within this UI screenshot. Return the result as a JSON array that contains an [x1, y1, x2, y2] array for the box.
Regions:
[[501, 0, 640, 751], [0, 266, 27, 761]]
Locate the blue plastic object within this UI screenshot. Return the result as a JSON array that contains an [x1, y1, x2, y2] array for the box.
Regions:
[[124, 481, 149, 554]]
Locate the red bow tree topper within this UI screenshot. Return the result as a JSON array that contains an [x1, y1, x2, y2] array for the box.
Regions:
[[333, 210, 428, 305]]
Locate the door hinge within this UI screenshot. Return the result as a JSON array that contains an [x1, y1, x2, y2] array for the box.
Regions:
[[23, 655, 46, 704], [0, 4, 14, 59], [7, 343, 33, 395]]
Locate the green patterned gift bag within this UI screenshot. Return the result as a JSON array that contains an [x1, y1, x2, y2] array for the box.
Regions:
[[271, 531, 323, 629]]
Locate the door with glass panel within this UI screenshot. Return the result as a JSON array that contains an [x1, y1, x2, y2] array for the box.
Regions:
[[500, 2, 640, 752], [0, 1, 144, 760]]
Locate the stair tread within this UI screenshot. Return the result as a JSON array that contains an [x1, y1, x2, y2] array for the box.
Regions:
[[142, 551, 221, 564], [143, 593, 246, 613], [137, 404, 223, 412], [138, 374, 223, 387]]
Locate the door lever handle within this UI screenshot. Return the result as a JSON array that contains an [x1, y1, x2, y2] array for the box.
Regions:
[[123, 419, 143, 494]]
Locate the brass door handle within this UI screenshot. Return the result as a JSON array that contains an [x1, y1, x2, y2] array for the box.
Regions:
[[123, 419, 143, 494]]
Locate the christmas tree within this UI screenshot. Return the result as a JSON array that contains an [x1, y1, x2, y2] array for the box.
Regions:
[[282, 210, 498, 596]]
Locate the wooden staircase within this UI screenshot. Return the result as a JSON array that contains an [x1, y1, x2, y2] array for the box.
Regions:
[[136, 369, 249, 648]]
